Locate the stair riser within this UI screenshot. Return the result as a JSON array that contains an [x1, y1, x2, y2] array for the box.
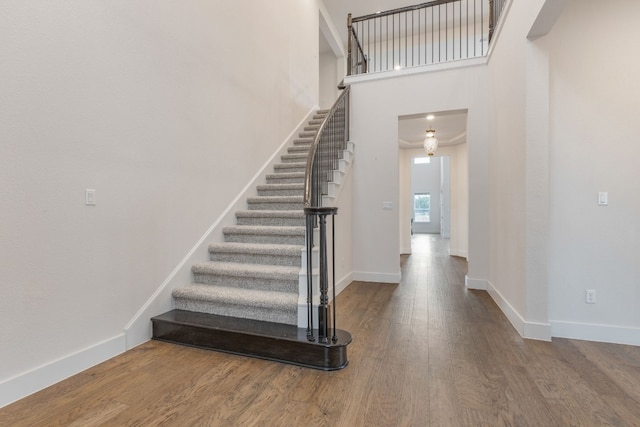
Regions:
[[287, 148, 310, 155], [293, 139, 313, 146], [192, 274, 298, 293], [172, 300, 297, 325], [224, 233, 305, 245], [266, 177, 304, 184], [274, 165, 306, 173], [210, 252, 301, 267], [257, 189, 303, 197], [236, 216, 305, 227], [281, 156, 308, 164], [247, 202, 303, 211]]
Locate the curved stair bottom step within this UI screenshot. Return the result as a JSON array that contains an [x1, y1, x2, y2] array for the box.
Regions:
[[152, 309, 352, 371]]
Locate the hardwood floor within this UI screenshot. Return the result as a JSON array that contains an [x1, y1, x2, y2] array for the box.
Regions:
[[3, 234, 640, 426]]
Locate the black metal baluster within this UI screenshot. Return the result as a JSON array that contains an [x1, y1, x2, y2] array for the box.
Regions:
[[318, 213, 328, 343], [306, 214, 315, 341], [481, 0, 485, 55], [331, 212, 338, 343]]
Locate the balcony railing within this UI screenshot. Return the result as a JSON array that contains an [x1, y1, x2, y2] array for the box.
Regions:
[[347, 0, 508, 75]]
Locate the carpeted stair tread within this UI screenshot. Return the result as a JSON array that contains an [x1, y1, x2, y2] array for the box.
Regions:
[[288, 145, 310, 154], [247, 195, 304, 210], [266, 171, 305, 181], [223, 225, 305, 236], [235, 210, 305, 227], [247, 195, 303, 201], [293, 138, 313, 146], [257, 188, 303, 197], [173, 284, 297, 311], [257, 183, 304, 191], [274, 162, 306, 171], [209, 242, 302, 257], [192, 261, 299, 281], [223, 225, 305, 245], [209, 242, 302, 266], [281, 153, 309, 163], [236, 210, 304, 219]]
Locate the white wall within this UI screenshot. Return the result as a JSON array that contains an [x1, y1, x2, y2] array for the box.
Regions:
[[485, 0, 555, 340], [332, 164, 354, 295], [318, 0, 345, 109], [319, 50, 341, 108], [486, 0, 640, 344], [487, 0, 529, 326], [546, 0, 640, 344], [411, 158, 442, 234], [0, 0, 320, 406], [346, 62, 488, 284]]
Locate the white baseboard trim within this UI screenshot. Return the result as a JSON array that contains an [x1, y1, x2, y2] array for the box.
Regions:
[[352, 271, 401, 284], [0, 334, 126, 409], [524, 322, 553, 342], [335, 272, 353, 296], [123, 108, 318, 350], [486, 280, 551, 341], [464, 275, 487, 290], [550, 321, 640, 346], [450, 249, 468, 259]]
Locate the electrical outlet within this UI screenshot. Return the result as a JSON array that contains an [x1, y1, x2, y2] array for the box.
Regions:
[[585, 289, 596, 304]]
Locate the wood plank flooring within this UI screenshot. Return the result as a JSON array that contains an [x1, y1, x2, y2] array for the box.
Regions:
[[2, 234, 640, 426]]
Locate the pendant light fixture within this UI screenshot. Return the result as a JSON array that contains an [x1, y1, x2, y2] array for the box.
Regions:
[[424, 127, 438, 156]]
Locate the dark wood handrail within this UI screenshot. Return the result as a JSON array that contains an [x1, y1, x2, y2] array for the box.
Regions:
[[351, 0, 461, 22]]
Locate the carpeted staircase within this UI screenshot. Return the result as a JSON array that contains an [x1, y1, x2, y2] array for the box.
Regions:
[[170, 110, 329, 326], [152, 109, 353, 370]]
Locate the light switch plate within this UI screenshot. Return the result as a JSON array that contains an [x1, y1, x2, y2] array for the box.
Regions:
[[85, 189, 96, 206], [598, 192, 608, 206]]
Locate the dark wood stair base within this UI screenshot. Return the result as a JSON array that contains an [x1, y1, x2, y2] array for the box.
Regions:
[[151, 310, 351, 371]]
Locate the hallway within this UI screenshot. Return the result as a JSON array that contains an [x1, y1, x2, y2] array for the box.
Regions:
[[2, 236, 640, 425]]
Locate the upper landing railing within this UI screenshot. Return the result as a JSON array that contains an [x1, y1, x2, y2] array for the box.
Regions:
[[347, 0, 507, 75]]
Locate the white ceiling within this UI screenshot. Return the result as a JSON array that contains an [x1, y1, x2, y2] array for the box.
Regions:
[[398, 109, 468, 149]]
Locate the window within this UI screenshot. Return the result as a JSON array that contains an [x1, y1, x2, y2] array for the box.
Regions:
[[414, 157, 431, 164], [414, 193, 431, 222]]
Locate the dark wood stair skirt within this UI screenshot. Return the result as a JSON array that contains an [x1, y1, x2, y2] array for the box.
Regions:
[[151, 310, 352, 371]]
